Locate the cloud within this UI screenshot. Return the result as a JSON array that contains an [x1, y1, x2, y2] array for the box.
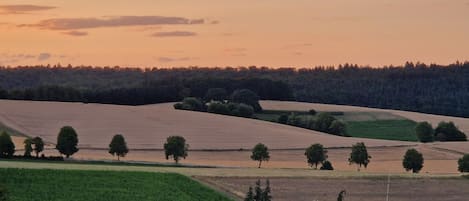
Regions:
[[151, 31, 197, 37], [210, 20, 220, 24], [158, 57, 195, 63], [283, 43, 313, 49], [0, 4, 56, 14], [224, 48, 246, 52], [37, 53, 51, 61], [62, 30, 88, 36], [20, 16, 205, 30]]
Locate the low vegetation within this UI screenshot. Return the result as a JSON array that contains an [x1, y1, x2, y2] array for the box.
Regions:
[[0, 168, 232, 201], [402, 149, 424, 173]]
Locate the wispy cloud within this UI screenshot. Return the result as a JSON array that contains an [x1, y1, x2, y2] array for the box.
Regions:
[[0, 52, 58, 65], [224, 48, 246, 52], [37, 53, 51, 61], [62, 30, 88, 36], [19, 16, 205, 30], [158, 56, 196, 63], [151, 31, 197, 37], [0, 4, 56, 14]]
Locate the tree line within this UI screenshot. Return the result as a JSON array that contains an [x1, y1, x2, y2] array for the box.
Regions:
[[1, 62, 469, 117]]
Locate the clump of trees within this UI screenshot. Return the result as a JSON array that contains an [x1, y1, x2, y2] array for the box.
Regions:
[[251, 143, 270, 168], [415, 122, 434, 142], [304, 143, 328, 169], [348, 142, 371, 171], [280, 112, 348, 137], [458, 154, 469, 173], [56, 126, 79, 158], [109, 134, 129, 161], [415, 121, 467, 142], [208, 102, 254, 118], [402, 149, 424, 173], [244, 179, 272, 201], [0, 131, 15, 158], [164, 136, 189, 163]]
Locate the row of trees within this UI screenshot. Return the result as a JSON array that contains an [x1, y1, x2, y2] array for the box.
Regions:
[[279, 112, 348, 137], [415, 121, 467, 142]]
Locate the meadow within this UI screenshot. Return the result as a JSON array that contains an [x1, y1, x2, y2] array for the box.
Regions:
[[0, 168, 233, 201]]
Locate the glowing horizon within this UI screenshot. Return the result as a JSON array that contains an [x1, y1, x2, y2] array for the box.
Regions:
[[1, 0, 469, 68]]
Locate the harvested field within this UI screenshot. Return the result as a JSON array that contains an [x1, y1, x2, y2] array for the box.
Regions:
[[0, 100, 415, 150], [201, 176, 469, 201]]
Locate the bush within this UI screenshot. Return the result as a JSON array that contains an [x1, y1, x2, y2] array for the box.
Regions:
[[277, 114, 288, 124], [287, 113, 302, 127], [237, 103, 254, 118], [402, 149, 424, 173], [181, 97, 205, 111], [0, 131, 15, 158], [320, 160, 334, 170], [230, 89, 262, 112], [314, 113, 336, 132], [207, 102, 231, 115], [458, 154, 469, 173], [435, 122, 467, 141], [173, 103, 184, 109], [329, 120, 348, 136], [308, 109, 317, 115], [415, 122, 434, 142]]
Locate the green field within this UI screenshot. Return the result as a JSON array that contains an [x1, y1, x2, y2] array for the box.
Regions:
[[254, 110, 418, 141], [0, 168, 233, 201], [346, 120, 418, 141]]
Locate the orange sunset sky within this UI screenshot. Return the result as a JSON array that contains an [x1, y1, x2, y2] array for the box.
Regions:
[[1, 0, 469, 68]]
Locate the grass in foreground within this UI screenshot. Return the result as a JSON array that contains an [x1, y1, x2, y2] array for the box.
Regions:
[[346, 120, 418, 141], [0, 168, 233, 201]]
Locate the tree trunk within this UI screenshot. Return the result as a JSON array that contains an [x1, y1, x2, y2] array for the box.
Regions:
[[118, 155, 120, 161], [258, 160, 262, 168]]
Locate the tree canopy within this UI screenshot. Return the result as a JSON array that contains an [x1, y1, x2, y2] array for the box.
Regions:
[[251, 143, 270, 168], [32, 137, 44, 158], [304, 143, 328, 169], [108, 134, 129, 161], [164, 136, 189, 163], [0, 131, 15, 158], [415, 122, 434, 143], [458, 154, 469, 173], [56, 126, 79, 158], [402, 148, 424, 173], [348, 142, 371, 171]]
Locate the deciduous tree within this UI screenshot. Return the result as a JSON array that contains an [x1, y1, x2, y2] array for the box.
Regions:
[[402, 149, 424, 173], [251, 143, 270, 168], [304, 143, 327, 169], [164, 136, 189, 163], [348, 142, 371, 171], [109, 134, 129, 161], [56, 126, 79, 158]]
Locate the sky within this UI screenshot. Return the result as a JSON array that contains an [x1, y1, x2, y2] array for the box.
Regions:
[[1, 0, 469, 68]]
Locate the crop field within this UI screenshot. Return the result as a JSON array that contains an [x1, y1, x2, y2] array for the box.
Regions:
[[346, 120, 418, 141], [201, 176, 469, 201], [0, 168, 233, 201]]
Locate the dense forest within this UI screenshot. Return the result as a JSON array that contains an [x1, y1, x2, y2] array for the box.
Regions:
[[1, 61, 469, 117]]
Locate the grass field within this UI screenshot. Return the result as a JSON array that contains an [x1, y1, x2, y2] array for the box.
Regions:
[[346, 120, 418, 141], [0, 168, 233, 201]]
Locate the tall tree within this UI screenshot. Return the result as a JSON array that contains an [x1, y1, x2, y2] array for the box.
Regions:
[[304, 143, 328, 169], [32, 137, 44, 158], [402, 148, 424, 173], [56, 126, 79, 158], [0, 131, 15, 158], [164, 136, 189, 163], [348, 142, 371, 171], [108, 134, 129, 161], [415, 122, 434, 143], [251, 143, 270, 168]]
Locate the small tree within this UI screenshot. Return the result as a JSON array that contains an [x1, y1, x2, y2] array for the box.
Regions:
[[23, 138, 33, 157], [458, 154, 469, 173], [402, 148, 424, 173], [308, 109, 317, 115], [261, 179, 272, 201], [32, 137, 44, 158], [244, 186, 254, 201], [348, 142, 371, 171], [164, 136, 189, 163], [320, 160, 334, 170], [56, 126, 79, 158], [337, 190, 346, 201], [108, 134, 129, 161], [0, 131, 15, 158], [251, 143, 270, 168], [305, 143, 328, 169], [415, 122, 434, 142], [329, 120, 347, 136]]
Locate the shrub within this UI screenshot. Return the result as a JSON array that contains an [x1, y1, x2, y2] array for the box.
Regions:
[[329, 120, 348, 136], [237, 103, 254, 118], [415, 122, 434, 142], [320, 160, 334, 170], [458, 154, 469, 173], [277, 114, 288, 124], [207, 102, 231, 115], [181, 97, 205, 111], [314, 113, 336, 132], [308, 109, 317, 115], [402, 148, 424, 173], [287, 113, 302, 127], [251, 143, 270, 168], [230, 89, 262, 112], [173, 103, 184, 109], [0, 131, 15, 158]]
